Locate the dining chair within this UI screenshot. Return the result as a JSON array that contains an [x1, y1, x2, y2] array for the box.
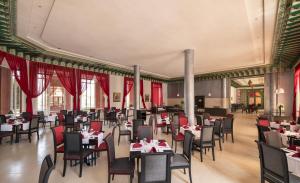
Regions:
[[91, 132, 110, 165], [38, 154, 54, 183], [64, 114, 77, 132], [170, 122, 184, 153], [105, 133, 134, 183], [17, 116, 39, 143], [148, 115, 154, 127], [139, 152, 172, 183], [264, 131, 283, 148], [223, 116, 234, 143], [179, 116, 188, 127], [60, 110, 67, 116], [154, 114, 166, 134], [0, 114, 6, 124], [108, 111, 117, 128], [37, 111, 48, 128], [196, 115, 203, 126], [256, 141, 300, 183], [171, 131, 194, 183], [117, 123, 131, 145], [256, 124, 270, 143], [89, 121, 103, 133], [132, 119, 144, 141], [193, 126, 215, 162], [51, 126, 64, 165], [21, 112, 32, 122], [0, 121, 14, 144], [202, 113, 210, 121], [96, 109, 101, 120], [213, 119, 223, 151], [121, 108, 128, 122], [63, 132, 93, 177], [137, 125, 153, 140]]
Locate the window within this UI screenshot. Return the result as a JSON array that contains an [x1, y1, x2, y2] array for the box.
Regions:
[[11, 75, 21, 114], [37, 74, 47, 111], [81, 79, 95, 109]]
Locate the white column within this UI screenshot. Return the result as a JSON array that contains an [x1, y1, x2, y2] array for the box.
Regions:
[[184, 49, 195, 125], [222, 78, 229, 108], [134, 65, 140, 119]]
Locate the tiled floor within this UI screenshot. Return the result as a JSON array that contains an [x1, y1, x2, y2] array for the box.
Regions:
[[0, 112, 260, 183]]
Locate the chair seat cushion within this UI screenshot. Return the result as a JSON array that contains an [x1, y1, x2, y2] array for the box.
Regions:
[[194, 139, 213, 147], [94, 142, 107, 152], [56, 145, 64, 153], [110, 157, 134, 174], [175, 133, 184, 141], [171, 154, 189, 168]]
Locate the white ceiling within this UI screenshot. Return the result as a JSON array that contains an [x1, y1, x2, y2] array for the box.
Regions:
[[16, 0, 278, 78]]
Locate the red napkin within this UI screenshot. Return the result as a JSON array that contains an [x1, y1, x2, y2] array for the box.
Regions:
[[146, 138, 151, 143], [288, 145, 296, 151], [183, 126, 189, 129], [195, 126, 201, 131], [159, 142, 166, 147], [133, 143, 142, 148], [158, 139, 166, 143], [149, 147, 157, 153], [290, 122, 296, 125], [292, 153, 300, 158], [127, 124, 132, 127], [127, 121, 132, 124], [277, 128, 284, 133]]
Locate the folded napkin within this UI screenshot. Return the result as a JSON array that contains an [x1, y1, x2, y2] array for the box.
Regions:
[[292, 153, 300, 158], [133, 143, 142, 148], [195, 126, 201, 131], [277, 128, 284, 133], [158, 139, 166, 143], [146, 138, 151, 143], [183, 126, 189, 129], [127, 121, 132, 124], [149, 147, 157, 153], [290, 122, 296, 125], [126, 124, 132, 127], [288, 145, 296, 151], [158, 142, 166, 147]]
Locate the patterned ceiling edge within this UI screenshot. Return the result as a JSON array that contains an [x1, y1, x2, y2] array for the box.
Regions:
[[0, 0, 297, 83], [271, 0, 300, 67]]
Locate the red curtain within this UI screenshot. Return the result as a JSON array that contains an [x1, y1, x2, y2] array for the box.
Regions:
[[122, 77, 134, 109], [140, 80, 146, 109], [96, 73, 110, 108], [5, 53, 32, 112], [55, 66, 77, 110], [76, 69, 95, 110], [28, 61, 54, 109], [293, 64, 300, 120], [0, 51, 5, 65], [151, 82, 163, 107]]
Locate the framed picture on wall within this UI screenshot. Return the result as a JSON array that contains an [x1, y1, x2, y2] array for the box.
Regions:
[[145, 94, 150, 102], [113, 92, 121, 102]]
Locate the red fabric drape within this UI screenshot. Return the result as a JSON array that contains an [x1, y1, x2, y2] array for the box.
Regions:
[[0, 51, 5, 65], [122, 77, 134, 109], [96, 73, 110, 108], [55, 66, 77, 110], [76, 69, 95, 110], [140, 80, 146, 109], [5, 53, 32, 112], [151, 82, 163, 107], [293, 64, 300, 120], [29, 61, 54, 100]]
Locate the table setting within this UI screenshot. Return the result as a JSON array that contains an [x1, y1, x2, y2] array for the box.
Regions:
[[130, 139, 171, 154], [180, 125, 201, 139]]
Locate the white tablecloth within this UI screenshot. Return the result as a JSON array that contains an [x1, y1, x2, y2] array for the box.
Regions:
[[81, 131, 104, 145], [287, 152, 300, 177], [281, 131, 300, 146], [179, 126, 201, 139], [0, 124, 13, 131], [130, 140, 171, 153], [46, 115, 56, 122]]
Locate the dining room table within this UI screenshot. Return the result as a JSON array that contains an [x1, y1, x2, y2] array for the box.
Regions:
[[1, 118, 29, 143], [179, 125, 201, 139], [282, 147, 300, 178]]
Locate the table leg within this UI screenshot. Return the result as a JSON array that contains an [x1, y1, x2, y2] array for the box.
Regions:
[[15, 125, 20, 143]]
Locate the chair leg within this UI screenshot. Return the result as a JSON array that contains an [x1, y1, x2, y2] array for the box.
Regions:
[[184, 168, 186, 174], [108, 173, 111, 183], [189, 167, 193, 183], [171, 139, 173, 148], [118, 135, 120, 146], [231, 132, 234, 143], [63, 159, 67, 177], [37, 131, 39, 140], [212, 147, 215, 161], [54, 152, 57, 165], [219, 139, 222, 151], [200, 148, 203, 162], [112, 174, 114, 180], [175, 142, 177, 153], [28, 134, 31, 143], [10, 135, 13, 144], [79, 159, 83, 177]]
